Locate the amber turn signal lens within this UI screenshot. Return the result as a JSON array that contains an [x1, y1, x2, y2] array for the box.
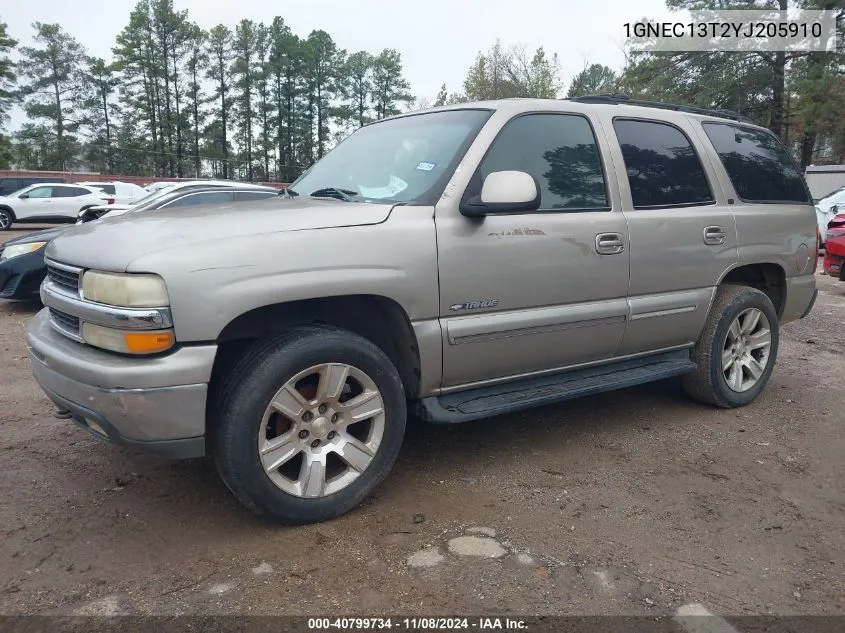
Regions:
[[123, 330, 175, 354]]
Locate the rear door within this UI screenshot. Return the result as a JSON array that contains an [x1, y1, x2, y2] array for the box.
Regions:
[[52, 185, 101, 218], [601, 115, 738, 355]]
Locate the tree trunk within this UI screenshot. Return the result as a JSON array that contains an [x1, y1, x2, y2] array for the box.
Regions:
[[53, 80, 64, 171], [172, 54, 183, 178], [102, 89, 112, 173], [219, 54, 229, 179], [768, 0, 788, 138], [275, 73, 284, 180], [770, 50, 786, 138], [800, 131, 816, 169]]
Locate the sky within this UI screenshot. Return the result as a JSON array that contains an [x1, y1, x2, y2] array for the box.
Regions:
[[3, 0, 682, 127]]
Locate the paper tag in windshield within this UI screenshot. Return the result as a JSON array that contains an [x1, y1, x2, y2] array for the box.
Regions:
[[359, 175, 408, 199], [416, 161, 436, 172]]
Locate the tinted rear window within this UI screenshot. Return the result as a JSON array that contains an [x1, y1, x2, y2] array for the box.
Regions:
[[54, 187, 91, 197], [613, 119, 714, 209], [702, 123, 809, 204]]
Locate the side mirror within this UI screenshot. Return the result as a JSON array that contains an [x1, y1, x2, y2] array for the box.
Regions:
[[19, 193, 29, 199], [459, 171, 540, 217]]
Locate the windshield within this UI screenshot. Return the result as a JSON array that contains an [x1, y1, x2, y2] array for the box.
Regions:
[[289, 109, 492, 205]]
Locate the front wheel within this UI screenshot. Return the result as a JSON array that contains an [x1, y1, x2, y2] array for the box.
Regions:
[[683, 284, 779, 408], [212, 326, 407, 524]]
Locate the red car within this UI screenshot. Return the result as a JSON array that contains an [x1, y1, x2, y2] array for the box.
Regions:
[[823, 212, 845, 280]]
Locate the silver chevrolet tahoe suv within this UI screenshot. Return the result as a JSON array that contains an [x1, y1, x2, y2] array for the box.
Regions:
[[27, 96, 818, 524]]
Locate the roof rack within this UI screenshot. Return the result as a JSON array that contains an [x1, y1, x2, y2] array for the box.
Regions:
[[567, 93, 751, 123]]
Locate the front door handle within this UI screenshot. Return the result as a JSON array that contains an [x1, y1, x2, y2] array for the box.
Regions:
[[595, 233, 625, 255], [703, 225, 727, 245]]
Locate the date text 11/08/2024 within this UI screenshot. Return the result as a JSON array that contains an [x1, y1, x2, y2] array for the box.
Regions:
[[307, 617, 528, 630]]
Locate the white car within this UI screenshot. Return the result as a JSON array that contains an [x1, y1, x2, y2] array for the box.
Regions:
[[76, 180, 274, 222], [0, 183, 113, 230], [78, 181, 147, 205], [816, 186, 845, 245]]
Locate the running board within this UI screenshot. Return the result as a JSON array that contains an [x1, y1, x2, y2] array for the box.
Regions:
[[415, 350, 696, 424]]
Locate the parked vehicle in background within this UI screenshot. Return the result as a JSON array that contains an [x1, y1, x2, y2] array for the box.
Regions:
[[805, 164, 845, 202], [78, 181, 147, 205], [78, 180, 276, 223], [0, 184, 113, 229], [0, 226, 66, 298], [822, 228, 845, 280], [27, 96, 817, 524], [814, 186, 844, 246], [0, 176, 67, 197], [1, 186, 278, 300], [828, 211, 845, 232], [143, 181, 175, 194]]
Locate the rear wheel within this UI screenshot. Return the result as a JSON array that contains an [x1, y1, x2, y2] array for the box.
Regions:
[[212, 326, 407, 523], [0, 208, 13, 230], [683, 284, 779, 408]]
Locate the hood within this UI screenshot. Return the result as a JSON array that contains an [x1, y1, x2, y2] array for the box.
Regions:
[[45, 196, 395, 271], [3, 226, 69, 247]]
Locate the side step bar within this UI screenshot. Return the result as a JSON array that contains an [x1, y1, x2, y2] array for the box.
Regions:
[[414, 350, 696, 424]]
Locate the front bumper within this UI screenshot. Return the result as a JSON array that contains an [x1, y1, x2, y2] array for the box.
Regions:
[[27, 309, 217, 458], [0, 250, 47, 299]]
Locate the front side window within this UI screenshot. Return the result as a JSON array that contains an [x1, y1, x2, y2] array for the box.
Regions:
[[289, 109, 492, 205], [478, 113, 609, 211], [703, 123, 809, 204], [161, 191, 233, 209], [24, 186, 53, 199], [614, 119, 714, 209]]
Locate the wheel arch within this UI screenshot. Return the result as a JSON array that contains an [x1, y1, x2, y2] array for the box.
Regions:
[[716, 262, 787, 318], [0, 205, 16, 221], [212, 294, 422, 400]]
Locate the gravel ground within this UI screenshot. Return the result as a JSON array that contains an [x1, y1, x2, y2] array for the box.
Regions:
[[1, 226, 843, 619]]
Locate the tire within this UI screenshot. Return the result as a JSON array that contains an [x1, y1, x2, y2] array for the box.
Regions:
[[0, 207, 13, 230], [211, 325, 407, 524], [683, 284, 779, 408]]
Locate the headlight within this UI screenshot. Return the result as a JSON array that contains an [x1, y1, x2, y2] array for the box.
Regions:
[[81, 271, 169, 307], [0, 242, 47, 261], [81, 323, 175, 355]]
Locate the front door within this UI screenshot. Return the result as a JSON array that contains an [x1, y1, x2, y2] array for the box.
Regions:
[[435, 111, 630, 389], [14, 186, 56, 220]]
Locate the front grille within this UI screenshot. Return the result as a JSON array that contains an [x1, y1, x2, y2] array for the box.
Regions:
[[49, 307, 80, 335], [46, 264, 80, 294]]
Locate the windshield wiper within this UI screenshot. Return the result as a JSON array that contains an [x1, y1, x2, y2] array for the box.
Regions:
[[281, 187, 299, 198], [309, 187, 360, 202]]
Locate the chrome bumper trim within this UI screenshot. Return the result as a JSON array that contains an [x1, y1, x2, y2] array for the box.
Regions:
[[41, 280, 173, 331]]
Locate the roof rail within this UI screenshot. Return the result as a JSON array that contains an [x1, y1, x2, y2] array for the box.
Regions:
[[567, 93, 751, 123]]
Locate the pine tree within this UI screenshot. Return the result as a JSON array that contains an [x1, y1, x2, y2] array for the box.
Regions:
[[206, 24, 234, 178], [371, 49, 413, 119], [18, 22, 87, 170]]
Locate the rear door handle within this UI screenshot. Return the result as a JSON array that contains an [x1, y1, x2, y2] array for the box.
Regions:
[[595, 233, 625, 255], [703, 225, 727, 245]]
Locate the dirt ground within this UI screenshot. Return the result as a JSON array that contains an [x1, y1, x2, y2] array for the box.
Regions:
[[1, 225, 843, 619]]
